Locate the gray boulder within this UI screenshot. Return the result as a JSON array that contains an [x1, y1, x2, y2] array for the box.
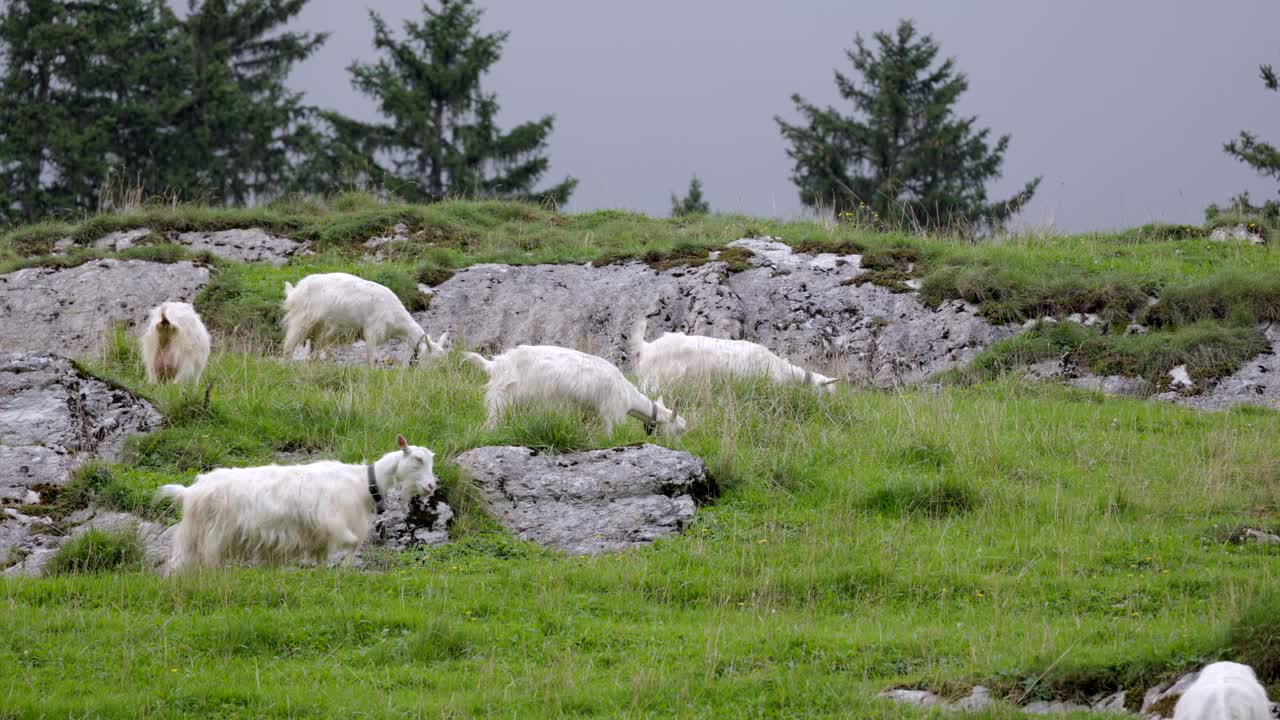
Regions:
[[0, 352, 162, 459], [417, 237, 1010, 386], [0, 258, 209, 358], [456, 444, 713, 554], [173, 227, 307, 266], [91, 228, 153, 251]]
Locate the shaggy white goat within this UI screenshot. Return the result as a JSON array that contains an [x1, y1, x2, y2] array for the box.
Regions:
[[141, 301, 211, 385], [281, 272, 447, 367], [1173, 662, 1271, 720], [628, 318, 839, 393], [156, 435, 436, 571], [463, 345, 688, 436]]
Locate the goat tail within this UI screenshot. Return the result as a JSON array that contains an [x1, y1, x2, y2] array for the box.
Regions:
[[627, 317, 648, 361], [156, 484, 187, 506], [462, 351, 493, 373]]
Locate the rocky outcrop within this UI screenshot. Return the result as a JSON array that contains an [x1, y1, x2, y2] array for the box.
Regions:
[[456, 444, 713, 555], [1171, 324, 1280, 411], [418, 237, 1011, 386], [2, 507, 174, 577], [0, 352, 163, 459], [371, 489, 453, 550], [0, 259, 209, 358], [877, 667, 1277, 717], [1209, 224, 1266, 245], [0, 352, 163, 573], [173, 228, 307, 266]]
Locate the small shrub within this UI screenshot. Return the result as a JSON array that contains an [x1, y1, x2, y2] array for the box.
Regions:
[[45, 528, 144, 575], [861, 478, 978, 518], [1144, 273, 1280, 328], [403, 618, 480, 663], [791, 238, 865, 255], [415, 263, 455, 288], [717, 246, 756, 273], [194, 266, 283, 347]]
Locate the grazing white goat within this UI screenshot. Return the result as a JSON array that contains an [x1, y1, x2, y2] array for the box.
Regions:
[[1173, 662, 1271, 720], [281, 272, 447, 367], [628, 318, 839, 393], [141, 301, 211, 385], [156, 435, 436, 571], [463, 345, 688, 436]]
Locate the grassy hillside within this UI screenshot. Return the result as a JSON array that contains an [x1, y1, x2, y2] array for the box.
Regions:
[[2, 198, 1280, 718]]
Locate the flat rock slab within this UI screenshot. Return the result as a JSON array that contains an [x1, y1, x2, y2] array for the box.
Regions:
[[457, 444, 713, 555], [174, 228, 307, 266], [2, 508, 174, 577], [0, 352, 162, 459], [418, 237, 1011, 386], [0, 258, 209, 358]]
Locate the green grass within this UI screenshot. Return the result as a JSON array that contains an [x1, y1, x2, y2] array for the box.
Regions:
[[42, 528, 145, 576], [4, 198, 1280, 716], [2, 346, 1278, 717]]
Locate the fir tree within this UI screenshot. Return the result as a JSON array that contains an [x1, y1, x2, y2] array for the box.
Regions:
[[341, 0, 575, 204], [0, 0, 188, 221], [671, 176, 710, 217], [1225, 62, 1280, 198], [174, 0, 326, 204], [776, 20, 1039, 232]]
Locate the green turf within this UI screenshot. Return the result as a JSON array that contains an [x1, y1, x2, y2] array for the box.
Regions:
[[2, 347, 1277, 718], [3, 199, 1280, 717]]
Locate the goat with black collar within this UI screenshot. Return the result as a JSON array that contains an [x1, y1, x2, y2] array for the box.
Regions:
[[157, 435, 436, 571]]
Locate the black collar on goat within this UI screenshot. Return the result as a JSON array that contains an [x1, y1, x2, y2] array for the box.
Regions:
[[366, 463, 384, 512]]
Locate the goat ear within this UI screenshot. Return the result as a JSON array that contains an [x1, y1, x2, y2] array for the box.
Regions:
[[397, 434, 409, 454], [670, 399, 681, 417], [437, 331, 449, 348]]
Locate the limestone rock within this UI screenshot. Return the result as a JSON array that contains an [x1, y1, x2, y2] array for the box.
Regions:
[[371, 489, 453, 550], [1175, 324, 1280, 412], [174, 228, 306, 266], [1168, 365, 1194, 391], [0, 445, 75, 504], [91, 228, 152, 251], [417, 237, 1010, 386], [0, 259, 209, 358], [456, 444, 713, 555], [1068, 374, 1148, 397], [1209, 224, 1266, 245], [0, 352, 162, 459]]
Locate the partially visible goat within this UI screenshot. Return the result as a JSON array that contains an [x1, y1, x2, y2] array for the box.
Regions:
[[1173, 662, 1271, 720], [141, 301, 211, 385], [156, 434, 436, 571], [464, 344, 687, 436], [628, 318, 839, 393], [281, 272, 447, 367]]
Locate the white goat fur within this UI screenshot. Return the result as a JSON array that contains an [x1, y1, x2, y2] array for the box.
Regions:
[[156, 436, 437, 571], [141, 302, 211, 385], [628, 318, 837, 393], [1173, 662, 1271, 720], [463, 345, 687, 436], [281, 272, 446, 367]]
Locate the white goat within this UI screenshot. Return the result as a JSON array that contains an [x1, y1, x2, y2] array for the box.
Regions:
[[156, 435, 436, 571], [140, 301, 211, 385], [281, 272, 447, 367], [628, 318, 839, 393], [463, 345, 688, 436], [1173, 662, 1271, 720]]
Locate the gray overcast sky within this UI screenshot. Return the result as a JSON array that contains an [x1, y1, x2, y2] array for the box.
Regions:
[[283, 0, 1280, 232]]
